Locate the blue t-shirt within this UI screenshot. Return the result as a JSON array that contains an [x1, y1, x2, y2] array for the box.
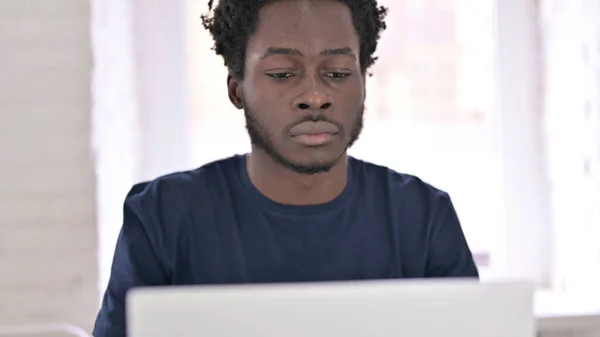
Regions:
[[93, 155, 478, 337]]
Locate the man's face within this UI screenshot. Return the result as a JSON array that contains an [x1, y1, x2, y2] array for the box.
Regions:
[[232, 0, 366, 175]]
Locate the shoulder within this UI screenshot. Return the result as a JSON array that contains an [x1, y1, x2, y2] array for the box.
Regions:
[[350, 156, 451, 211], [124, 155, 242, 222], [351, 157, 477, 277], [127, 155, 241, 202]]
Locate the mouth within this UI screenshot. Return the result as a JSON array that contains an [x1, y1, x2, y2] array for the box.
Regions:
[[292, 132, 336, 147], [289, 121, 339, 146]]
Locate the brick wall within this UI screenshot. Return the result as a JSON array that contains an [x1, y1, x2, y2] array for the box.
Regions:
[[0, 0, 99, 332]]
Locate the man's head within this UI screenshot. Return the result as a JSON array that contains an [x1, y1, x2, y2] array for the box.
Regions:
[[202, 0, 387, 175]]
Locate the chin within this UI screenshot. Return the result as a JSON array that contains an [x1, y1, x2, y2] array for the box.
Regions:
[[259, 140, 347, 174], [285, 151, 345, 172], [291, 146, 340, 161]]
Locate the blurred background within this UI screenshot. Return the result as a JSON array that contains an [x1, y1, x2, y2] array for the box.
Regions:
[[1, 0, 599, 335]]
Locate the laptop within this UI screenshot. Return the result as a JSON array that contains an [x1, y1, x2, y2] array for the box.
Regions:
[[126, 279, 535, 337]]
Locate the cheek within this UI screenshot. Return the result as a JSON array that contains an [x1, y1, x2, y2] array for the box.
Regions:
[[339, 84, 365, 118], [245, 99, 287, 136], [243, 80, 285, 111], [244, 85, 290, 127]]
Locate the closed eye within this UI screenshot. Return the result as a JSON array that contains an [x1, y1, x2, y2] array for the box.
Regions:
[[324, 72, 351, 81], [266, 72, 296, 80]]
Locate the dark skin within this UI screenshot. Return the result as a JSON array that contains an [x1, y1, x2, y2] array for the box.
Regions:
[[228, 0, 366, 206]]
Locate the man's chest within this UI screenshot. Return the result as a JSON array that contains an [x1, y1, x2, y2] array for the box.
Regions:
[[170, 207, 409, 285]]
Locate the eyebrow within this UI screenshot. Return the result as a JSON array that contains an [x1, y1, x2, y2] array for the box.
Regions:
[[260, 46, 356, 59]]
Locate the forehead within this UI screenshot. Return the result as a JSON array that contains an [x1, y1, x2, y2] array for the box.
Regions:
[[248, 0, 359, 55]]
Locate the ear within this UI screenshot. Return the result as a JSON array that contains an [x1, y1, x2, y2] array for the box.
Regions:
[[227, 74, 244, 109], [361, 72, 367, 99]]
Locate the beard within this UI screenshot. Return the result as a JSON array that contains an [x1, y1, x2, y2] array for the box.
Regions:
[[244, 105, 364, 175]]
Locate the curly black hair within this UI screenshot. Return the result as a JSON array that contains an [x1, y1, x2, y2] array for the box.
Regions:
[[201, 0, 388, 79]]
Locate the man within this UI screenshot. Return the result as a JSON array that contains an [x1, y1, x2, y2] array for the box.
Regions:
[[93, 0, 478, 336]]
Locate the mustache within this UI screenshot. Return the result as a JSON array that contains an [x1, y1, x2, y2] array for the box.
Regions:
[[287, 113, 342, 131]]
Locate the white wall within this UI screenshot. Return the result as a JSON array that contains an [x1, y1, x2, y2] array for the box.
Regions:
[[92, 0, 191, 291], [0, 0, 99, 332], [92, 0, 141, 295]]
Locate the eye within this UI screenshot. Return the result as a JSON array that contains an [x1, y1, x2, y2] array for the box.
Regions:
[[266, 72, 296, 80], [323, 72, 351, 81]]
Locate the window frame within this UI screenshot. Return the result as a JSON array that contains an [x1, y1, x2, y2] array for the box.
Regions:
[[491, 0, 553, 286]]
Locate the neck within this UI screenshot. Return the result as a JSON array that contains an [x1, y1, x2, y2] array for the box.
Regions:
[[246, 148, 349, 205]]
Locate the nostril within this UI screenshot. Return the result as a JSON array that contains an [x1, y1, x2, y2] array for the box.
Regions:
[[297, 103, 310, 110], [320, 103, 332, 109]]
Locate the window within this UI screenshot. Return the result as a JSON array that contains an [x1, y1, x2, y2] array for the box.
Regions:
[[95, 0, 598, 299], [91, 0, 600, 298], [539, 0, 600, 295]]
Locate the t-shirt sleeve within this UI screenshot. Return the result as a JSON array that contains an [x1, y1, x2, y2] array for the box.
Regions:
[[425, 195, 479, 278], [93, 187, 170, 337]]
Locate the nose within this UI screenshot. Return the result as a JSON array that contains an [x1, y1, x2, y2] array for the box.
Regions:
[[292, 81, 334, 111]]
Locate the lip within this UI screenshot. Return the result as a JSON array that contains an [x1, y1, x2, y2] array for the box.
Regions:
[[289, 121, 339, 147], [292, 133, 336, 146], [289, 121, 339, 136]]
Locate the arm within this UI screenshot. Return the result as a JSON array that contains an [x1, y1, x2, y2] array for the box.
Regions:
[[93, 187, 170, 337], [425, 195, 479, 278]]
